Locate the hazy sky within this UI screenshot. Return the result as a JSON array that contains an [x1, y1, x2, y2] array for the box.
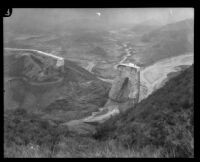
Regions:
[[4, 8, 194, 32]]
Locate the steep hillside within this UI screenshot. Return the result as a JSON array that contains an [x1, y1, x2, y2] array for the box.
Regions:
[[130, 19, 162, 35], [136, 19, 193, 66], [94, 65, 194, 157], [4, 49, 110, 123], [141, 19, 193, 42]]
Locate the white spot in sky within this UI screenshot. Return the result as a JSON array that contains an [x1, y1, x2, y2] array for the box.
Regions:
[[96, 12, 101, 16]]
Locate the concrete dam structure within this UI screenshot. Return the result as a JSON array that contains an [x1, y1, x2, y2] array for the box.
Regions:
[[83, 62, 141, 124], [108, 63, 140, 106], [62, 62, 141, 134]]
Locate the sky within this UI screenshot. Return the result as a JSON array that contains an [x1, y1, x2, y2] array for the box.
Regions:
[[4, 8, 194, 33]]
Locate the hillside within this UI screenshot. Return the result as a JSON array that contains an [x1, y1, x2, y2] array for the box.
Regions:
[[134, 19, 193, 66], [130, 19, 162, 34], [141, 18, 193, 42], [4, 64, 193, 158], [94, 65, 194, 157], [4, 49, 111, 123]]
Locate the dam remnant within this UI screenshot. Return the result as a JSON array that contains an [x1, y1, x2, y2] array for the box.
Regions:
[[63, 62, 141, 133], [83, 62, 141, 124], [105, 62, 140, 112]]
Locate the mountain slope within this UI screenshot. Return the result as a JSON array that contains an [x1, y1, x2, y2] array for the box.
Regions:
[[130, 19, 162, 34], [4, 49, 111, 123], [94, 65, 194, 157], [136, 19, 193, 66], [141, 18, 193, 42]]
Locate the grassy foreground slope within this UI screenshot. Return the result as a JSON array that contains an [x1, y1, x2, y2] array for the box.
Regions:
[[4, 42, 194, 157], [4, 108, 167, 158], [94, 65, 194, 157], [4, 65, 193, 157]]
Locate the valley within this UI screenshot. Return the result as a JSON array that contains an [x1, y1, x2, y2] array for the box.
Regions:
[[4, 24, 194, 124], [5, 35, 193, 126], [4, 8, 194, 157]]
